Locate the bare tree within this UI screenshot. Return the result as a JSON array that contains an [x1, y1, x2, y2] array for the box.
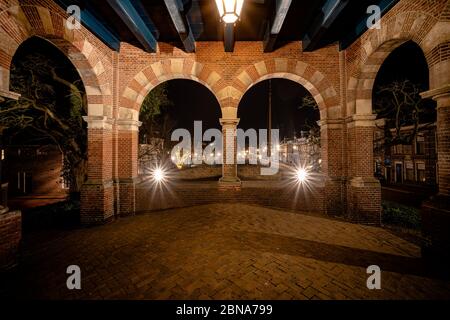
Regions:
[[298, 95, 321, 171], [139, 83, 175, 165], [0, 53, 87, 195], [374, 80, 436, 148]]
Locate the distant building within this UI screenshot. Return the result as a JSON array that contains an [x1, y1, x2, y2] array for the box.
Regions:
[[138, 138, 165, 175], [374, 119, 438, 186], [3, 145, 68, 196], [280, 131, 321, 170]]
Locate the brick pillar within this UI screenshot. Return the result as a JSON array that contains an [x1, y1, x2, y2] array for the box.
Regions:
[[219, 118, 241, 186], [116, 120, 141, 216], [420, 88, 450, 262], [346, 114, 381, 225], [320, 119, 345, 216], [81, 116, 114, 225]]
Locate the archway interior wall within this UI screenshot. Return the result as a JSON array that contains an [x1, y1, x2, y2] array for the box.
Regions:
[[118, 43, 344, 217], [119, 42, 341, 119], [4, 0, 448, 222]]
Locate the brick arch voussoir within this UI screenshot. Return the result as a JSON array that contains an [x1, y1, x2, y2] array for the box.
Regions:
[[122, 59, 224, 115], [232, 59, 338, 119], [0, 4, 108, 114], [349, 10, 437, 116]]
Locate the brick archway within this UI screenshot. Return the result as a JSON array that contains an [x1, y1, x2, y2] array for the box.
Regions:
[[227, 60, 344, 216], [116, 60, 225, 217], [0, 4, 112, 115], [347, 10, 439, 117], [344, 6, 450, 225], [230, 59, 339, 120], [121, 59, 224, 121], [0, 3, 116, 224]]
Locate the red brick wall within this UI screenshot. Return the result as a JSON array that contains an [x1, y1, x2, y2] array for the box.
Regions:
[[0, 0, 449, 228], [136, 182, 325, 215]]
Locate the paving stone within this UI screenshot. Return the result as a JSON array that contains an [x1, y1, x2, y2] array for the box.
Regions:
[[3, 204, 450, 300]]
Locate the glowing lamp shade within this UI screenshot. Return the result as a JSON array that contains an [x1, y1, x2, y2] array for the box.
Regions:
[[215, 0, 244, 24]]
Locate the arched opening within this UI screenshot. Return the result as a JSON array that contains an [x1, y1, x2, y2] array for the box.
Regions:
[[0, 36, 87, 230], [372, 40, 437, 230], [237, 78, 321, 182], [137, 79, 222, 184]]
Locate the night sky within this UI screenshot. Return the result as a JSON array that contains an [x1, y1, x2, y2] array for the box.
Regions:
[[166, 78, 319, 140], [374, 40, 429, 92], [164, 80, 222, 132], [237, 79, 319, 139]]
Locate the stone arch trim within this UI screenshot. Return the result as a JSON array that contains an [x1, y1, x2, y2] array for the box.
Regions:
[[347, 9, 441, 116], [230, 59, 340, 120], [121, 59, 225, 120], [0, 3, 113, 117]]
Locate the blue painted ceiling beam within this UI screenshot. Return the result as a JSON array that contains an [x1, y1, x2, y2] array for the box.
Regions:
[[106, 0, 158, 53], [163, 0, 196, 53], [303, 0, 349, 52], [53, 0, 121, 51], [224, 23, 235, 52], [339, 0, 399, 50], [263, 0, 292, 53]]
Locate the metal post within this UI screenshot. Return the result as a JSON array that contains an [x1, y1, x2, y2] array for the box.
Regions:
[[268, 79, 272, 158]]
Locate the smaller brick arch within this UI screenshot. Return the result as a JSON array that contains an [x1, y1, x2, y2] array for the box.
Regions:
[[121, 59, 225, 121], [230, 59, 339, 120], [347, 10, 439, 116], [0, 4, 112, 117]]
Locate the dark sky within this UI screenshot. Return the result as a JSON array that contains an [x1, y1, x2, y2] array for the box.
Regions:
[[238, 79, 319, 140], [163, 78, 320, 141], [374, 40, 429, 91], [165, 79, 222, 132]]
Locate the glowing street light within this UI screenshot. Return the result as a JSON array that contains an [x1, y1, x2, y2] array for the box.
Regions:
[[215, 0, 245, 24], [152, 167, 166, 183], [296, 168, 309, 183]]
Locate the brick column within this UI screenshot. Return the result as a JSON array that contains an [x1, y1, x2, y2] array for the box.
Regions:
[[420, 87, 450, 261], [320, 119, 345, 216], [346, 114, 381, 225], [116, 119, 141, 216], [219, 118, 241, 186], [81, 116, 114, 225]]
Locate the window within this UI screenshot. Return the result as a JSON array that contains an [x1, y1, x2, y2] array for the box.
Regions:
[[416, 163, 426, 183], [403, 144, 412, 155], [392, 145, 403, 154], [405, 161, 414, 182], [416, 135, 425, 155]]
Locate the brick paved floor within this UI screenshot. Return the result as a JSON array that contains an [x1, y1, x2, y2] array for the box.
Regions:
[[4, 204, 450, 300]]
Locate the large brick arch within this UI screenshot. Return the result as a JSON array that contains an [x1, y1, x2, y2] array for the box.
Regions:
[[347, 9, 440, 116], [121, 59, 224, 121], [0, 3, 112, 117], [230, 59, 339, 120]]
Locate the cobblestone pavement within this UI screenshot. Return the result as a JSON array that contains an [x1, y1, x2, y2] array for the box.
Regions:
[[5, 204, 450, 300]]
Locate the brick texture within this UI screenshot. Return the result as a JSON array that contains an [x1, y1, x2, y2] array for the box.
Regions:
[[0, 0, 448, 245]]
